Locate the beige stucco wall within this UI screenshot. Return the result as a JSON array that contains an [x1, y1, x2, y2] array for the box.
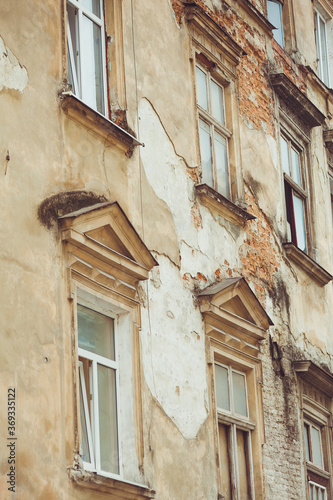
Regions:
[[0, 0, 332, 499]]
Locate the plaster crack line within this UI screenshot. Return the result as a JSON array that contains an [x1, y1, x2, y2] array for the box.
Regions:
[[140, 97, 195, 171], [150, 249, 180, 269]]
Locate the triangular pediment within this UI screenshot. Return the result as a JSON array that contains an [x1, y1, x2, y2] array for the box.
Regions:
[[85, 225, 134, 260], [198, 278, 272, 355], [59, 201, 157, 284], [222, 296, 256, 324], [198, 277, 272, 330]]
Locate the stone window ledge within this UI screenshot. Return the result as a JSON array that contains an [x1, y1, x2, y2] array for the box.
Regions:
[[69, 468, 155, 499], [195, 184, 255, 226], [60, 92, 142, 157], [283, 243, 332, 286]]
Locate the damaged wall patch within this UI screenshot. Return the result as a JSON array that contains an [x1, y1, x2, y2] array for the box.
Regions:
[[0, 36, 28, 93]]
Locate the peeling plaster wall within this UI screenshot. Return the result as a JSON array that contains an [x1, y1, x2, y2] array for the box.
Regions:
[[0, 37, 28, 93], [0, 0, 333, 498]]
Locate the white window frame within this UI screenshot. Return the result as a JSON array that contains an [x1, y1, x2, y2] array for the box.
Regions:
[[214, 362, 255, 500], [66, 0, 108, 116], [280, 126, 309, 253], [196, 64, 232, 199], [304, 420, 325, 470], [77, 296, 123, 480], [315, 8, 330, 87]]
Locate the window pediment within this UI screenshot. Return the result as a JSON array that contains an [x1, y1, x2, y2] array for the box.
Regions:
[[59, 201, 157, 297], [185, 4, 244, 75], [294, 360, 333, 398], [198, 277, 272, 356], [271, 73, 326, 128]]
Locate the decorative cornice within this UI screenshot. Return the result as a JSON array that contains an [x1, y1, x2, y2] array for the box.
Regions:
[[270, 73, 326, 128], [294, 360, 333, 398], [283, 243, 332, 286], [184, 3, 245, 66]]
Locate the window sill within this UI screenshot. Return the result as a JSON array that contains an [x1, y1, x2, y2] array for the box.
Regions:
[[60, 92, 142, 158], [195, 184, 255, 226], [69, 468, 155, 499], [283, 243, 332, 286]]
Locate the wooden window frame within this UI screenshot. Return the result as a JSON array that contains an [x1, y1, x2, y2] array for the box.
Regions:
[[196, 63, 232, 199], [77, 300, 121, 478], [60, 201, 157, 499], [295, 369, 333, 500], [211, 346, 263, 500]]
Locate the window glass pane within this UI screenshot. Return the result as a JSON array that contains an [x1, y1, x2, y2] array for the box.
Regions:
[[293, 194, 307, 253], [311, 426, 323, 468], [215, 364, 230, 411], [291, 148, 301, 186], [81, 15, 104, 113], [218, 424, 232, 500], [267, 1, 284, 47], [280, 136, 290, 175], [78, 305, 115, 360], [98, 364, 119, 474], [215, 132, 229, 199], [196, 67, 208, 111], [232, 371, 247, 416], [304, 424, 310, 461], [309, 484, 313, 500], [199, 119, 213, 187], [81, 0, 101, 17], [211, 80, 225, 125], [236, 430, 251, 499], [79, 367, 91, 463]]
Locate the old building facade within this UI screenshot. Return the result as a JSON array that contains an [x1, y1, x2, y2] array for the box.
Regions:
[[1, 0, 333, 499]]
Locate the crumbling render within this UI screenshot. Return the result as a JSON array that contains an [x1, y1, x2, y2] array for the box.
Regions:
[[0, 36, 28, 93]]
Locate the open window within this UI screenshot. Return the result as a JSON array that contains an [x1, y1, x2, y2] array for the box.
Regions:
[[66, 0, 108, 115], [267, 0, 284, 47], [60, 201, 157, 498], [280, 130, 308, 253], [198, 277, 272, 499]]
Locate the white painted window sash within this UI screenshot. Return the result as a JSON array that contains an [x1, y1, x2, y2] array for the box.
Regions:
[[66, 0, 108, 116], [315, 9, 330, 87], [79, 361, 95, 470], [66, 13, 80, 95], [215, 362, 249, 419], [196, 65, 231, 197], [78, 323, 121, 477]]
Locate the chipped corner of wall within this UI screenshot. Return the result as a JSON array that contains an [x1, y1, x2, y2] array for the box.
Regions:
[[0, 36, 28, 93]]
